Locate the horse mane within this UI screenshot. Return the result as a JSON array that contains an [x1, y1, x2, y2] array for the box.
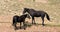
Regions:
[[29, 8, 36, 12]]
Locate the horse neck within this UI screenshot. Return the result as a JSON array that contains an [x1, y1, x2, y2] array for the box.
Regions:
[[19, 16, 26, 20], [26, 10, 30, 14], [23, 15, 27, 18]]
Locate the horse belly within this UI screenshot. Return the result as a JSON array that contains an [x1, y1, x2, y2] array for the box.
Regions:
[[34, 15, 41, 17]]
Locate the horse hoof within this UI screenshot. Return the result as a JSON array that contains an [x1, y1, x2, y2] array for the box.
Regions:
[[14, 28, 17, 30], [12, 24, 14, 26], [24, 28, 26, 30], [14, 27, 18, 30], [34, 23, 36, 24], [42, 24, 45, 26], [20, 27, 21, 29], [32, 23, 33, 24]]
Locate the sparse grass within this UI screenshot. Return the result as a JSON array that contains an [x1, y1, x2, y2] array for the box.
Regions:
[[0, 0, 60, 27], [48, 0, 60, 4], [0, 0, 60, 32], [25, 21, 60, 27]]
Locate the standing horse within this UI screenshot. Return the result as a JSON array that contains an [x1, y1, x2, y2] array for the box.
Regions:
[[12, 14, 30, 30], [23, 8, 50, 26]]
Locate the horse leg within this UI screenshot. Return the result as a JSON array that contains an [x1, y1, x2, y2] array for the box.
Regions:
[[14, 23, 17, 30], [32, 17, 36, 24], [33, 18, 36, 24], [23, 21, 26, 30], [32, 17, 33, 24], [41, 16, 44, 26], [20, 22, 21, 29]]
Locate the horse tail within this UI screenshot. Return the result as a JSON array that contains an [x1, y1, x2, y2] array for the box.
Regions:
[[45, 13, 50, 21]]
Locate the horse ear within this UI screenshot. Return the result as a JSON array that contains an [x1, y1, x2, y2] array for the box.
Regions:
[[23, 8, 27, 14]]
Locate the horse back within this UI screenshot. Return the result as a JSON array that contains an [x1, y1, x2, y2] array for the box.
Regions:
[[30, 11, 46, 17]]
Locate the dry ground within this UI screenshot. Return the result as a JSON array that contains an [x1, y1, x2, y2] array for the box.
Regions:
[[0, 15, 60, 32], [0, 0, 60, 32]]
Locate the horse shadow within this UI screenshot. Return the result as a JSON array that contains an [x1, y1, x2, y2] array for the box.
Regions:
[[15, 21, 60, 30], [15, 21, 32, 30]]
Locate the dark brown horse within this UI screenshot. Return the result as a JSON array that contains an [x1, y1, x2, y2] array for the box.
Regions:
[[23, 8, 50, 26], [12, 14, 30, 30]]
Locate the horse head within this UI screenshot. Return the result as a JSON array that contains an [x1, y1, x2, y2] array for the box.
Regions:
[[23, 8, 30, 14], [24, 14, 31, 19]]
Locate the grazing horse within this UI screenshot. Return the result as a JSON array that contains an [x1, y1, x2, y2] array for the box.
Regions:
[[12, 14, 30, 30], [23, 8, 50, 26]]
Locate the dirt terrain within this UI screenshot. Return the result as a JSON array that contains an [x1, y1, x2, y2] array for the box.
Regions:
[[0, 0, 60, 32], [0, 23, 60, 32], [0, 15, 60, 32]]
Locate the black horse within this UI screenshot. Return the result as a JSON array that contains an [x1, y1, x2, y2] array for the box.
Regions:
[[12, 14, 30, 30], [23, 8, 50, 26]]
